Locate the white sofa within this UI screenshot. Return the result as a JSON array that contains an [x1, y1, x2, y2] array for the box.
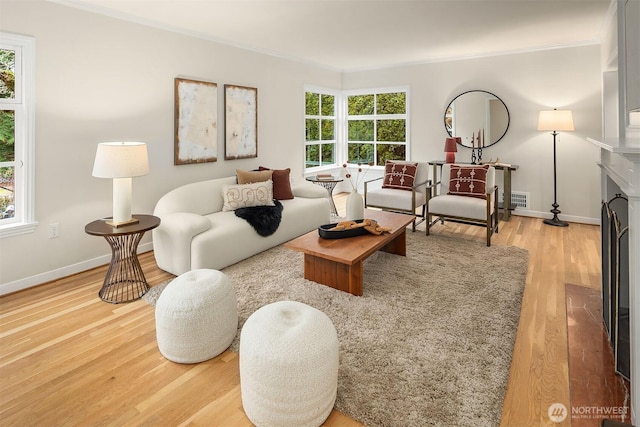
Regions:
[[152, 176, 330, 276]]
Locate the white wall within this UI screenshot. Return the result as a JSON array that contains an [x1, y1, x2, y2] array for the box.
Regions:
[[0, 0, 341, 291], [341, 45, 603, 224], [0, 1, 603, 293]]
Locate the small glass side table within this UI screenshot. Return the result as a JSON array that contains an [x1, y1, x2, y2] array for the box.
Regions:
[[306, 176, 343, 217], [85, 214, 161, 304]]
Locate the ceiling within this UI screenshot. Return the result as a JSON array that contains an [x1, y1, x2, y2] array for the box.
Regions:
[[55, 0, 613, 71]]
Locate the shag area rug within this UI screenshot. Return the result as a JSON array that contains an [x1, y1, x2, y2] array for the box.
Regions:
[[145, 232, 529, 426]]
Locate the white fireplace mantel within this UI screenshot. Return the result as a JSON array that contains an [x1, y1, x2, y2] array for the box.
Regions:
[[587, 136, 640, 423], [587, 137, 640, 196]]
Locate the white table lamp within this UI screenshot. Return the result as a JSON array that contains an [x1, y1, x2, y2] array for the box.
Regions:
[[92, 142, 149, 227]]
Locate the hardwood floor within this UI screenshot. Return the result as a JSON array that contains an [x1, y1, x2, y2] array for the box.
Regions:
[[0, 193, 606, 426]]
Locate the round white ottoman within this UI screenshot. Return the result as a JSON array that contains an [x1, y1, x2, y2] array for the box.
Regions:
[[155, 269, 238, 364], [239, 300, 339, 427]]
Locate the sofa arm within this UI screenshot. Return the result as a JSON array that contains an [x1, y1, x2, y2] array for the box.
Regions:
[[152, 212, 212, 276], [291, 180, 328, 199]]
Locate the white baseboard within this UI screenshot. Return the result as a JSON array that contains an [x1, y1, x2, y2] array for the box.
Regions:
[[0, 242, 154, 296], [511, 209, 599, 225]]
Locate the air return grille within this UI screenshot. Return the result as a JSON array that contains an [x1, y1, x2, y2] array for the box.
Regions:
[[499, 191, 529, 209]]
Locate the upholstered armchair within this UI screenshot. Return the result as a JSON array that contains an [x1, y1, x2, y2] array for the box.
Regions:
[[364, 161, 430, 231], [426, 163, 499, 246]]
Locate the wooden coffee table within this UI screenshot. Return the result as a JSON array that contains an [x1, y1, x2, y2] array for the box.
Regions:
[[284, 209, 415, 296]]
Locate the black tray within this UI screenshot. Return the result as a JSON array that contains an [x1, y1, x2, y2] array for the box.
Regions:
[[318, 220, 367, 239]]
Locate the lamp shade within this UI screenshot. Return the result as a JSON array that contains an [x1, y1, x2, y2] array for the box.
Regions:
[[444, 137, 458, 163], [537, 110, 574, 132], [444, 137, 458, 153], [92, 142, 149, 178]]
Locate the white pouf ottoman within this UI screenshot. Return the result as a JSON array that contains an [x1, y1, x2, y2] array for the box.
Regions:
[[155, 269, 238, 364], [239, 300, 339, 427]]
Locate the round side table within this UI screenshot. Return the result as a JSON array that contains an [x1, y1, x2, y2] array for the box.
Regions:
[[306, 176, 343, 217], [85, 214, 160, 304]]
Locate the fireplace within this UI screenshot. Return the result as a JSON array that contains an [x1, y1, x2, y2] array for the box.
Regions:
[[588, 1, 640, 421], [601, 193, 630, 380]]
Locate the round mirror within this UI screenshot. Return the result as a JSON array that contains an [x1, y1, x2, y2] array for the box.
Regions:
[[444, 90, 510, 148]]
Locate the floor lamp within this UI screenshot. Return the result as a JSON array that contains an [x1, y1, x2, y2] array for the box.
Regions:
[[537, 109, 574, 227]]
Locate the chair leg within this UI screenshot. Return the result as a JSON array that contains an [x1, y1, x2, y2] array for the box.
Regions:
[[486, 213, 493, 246], [426, 211, 431, 236], [486, 221, 491, 246]]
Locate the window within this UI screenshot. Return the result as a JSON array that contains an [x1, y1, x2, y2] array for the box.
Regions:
[[346, 89, 408, 166], [303, 86, 409, 171], [0, 32, 36, 237], [305, 89, 337, 169]]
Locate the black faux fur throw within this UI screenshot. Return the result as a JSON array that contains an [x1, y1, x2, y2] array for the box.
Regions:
[[234, 200, 284, 237]]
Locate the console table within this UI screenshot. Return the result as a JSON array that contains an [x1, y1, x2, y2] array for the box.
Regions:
[[85, 214, 160, 303], [428, 161, 519, 220]]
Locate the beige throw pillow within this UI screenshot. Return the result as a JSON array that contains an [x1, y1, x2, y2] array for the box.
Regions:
[[222, 180, 275, 211], [237, 169, 273, 184]]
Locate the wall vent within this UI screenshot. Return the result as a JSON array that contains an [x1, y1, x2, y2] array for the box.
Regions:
[[499, 191, 529, 209]]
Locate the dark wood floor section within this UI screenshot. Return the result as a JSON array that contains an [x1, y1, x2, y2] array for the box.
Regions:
[[566, 283, 630, 426]]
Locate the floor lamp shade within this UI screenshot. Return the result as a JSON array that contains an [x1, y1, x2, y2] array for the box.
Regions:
[[537, 109, 574, 227], [92, 142, 149, 227], [537, 109, 574, 131]]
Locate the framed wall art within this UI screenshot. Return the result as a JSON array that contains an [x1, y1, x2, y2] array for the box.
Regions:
[[174, 77, 218, 165], [224, 84, 258, 160]]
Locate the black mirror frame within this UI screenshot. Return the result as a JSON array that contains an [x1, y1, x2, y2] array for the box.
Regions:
[[444, 90, 510, 148]]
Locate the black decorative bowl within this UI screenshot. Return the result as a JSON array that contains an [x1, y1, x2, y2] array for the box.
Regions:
[[318, 220, 367, 239]]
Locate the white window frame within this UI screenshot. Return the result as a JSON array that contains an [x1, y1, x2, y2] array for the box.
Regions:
[[303, 85, 341, 172], [0, 32, 37, 238], [303, 85, 410, 174], [344, 86, 410, 167]]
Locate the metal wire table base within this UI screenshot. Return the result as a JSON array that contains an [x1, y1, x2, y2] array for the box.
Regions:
[[99, 232, 150, 304]]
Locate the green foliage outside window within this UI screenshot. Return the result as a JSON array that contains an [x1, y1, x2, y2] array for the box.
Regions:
[[0, 49, 15, 99], [348, 94, 374, 115], [0, 49, 15, 163], [0, 49, 16, 216], [307, 90, 406, 169], [0, 110, 14, 162], [377, 92, 406, 114], [306, 118, 319, 141], [0, 166, 13, 186], [377, 144, 406, 165], [305, 92, 319, 115], [306, 145, 319, 168], [321, 119, 334, 140], [305, 91, 337, 169], [348, 120, 374, 141], [347, 91, 407, 166], [321, 143, 335, 164], [321, 94, 334, 116], [306, 143, 335, 168], [347, 143, 374, 164], [377, 119, 406, 142]]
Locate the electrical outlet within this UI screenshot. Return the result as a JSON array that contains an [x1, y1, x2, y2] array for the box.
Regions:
[[49, 223, 60, 239]]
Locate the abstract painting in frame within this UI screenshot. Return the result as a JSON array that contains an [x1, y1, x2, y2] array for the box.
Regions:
[[224, 84, 258, 160], [174, 77, 218, 165]]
